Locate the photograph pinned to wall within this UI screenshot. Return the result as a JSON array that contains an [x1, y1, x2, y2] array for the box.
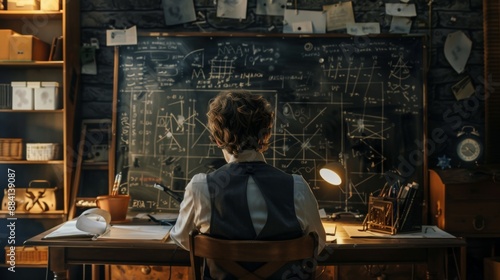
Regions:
[[346, 23, 380, 36], [323, 1, 355, 31], [162, 0, 196, 26], [283, 9, 326, 33], [444, 31, 472, 74], [389, 16, 412, 34], [256, 0, 287, 16], [217, 0, 248, 19]]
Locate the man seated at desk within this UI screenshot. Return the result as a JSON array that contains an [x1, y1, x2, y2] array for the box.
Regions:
[[170, 90, 326, 279]]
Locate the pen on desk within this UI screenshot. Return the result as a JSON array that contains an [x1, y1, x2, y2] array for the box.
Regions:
[[111, 172, 122, 196]]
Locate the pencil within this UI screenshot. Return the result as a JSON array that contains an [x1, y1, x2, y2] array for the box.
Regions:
[[111, 172, 122, 196]]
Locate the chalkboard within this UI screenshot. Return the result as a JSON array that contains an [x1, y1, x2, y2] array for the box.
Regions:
[[114, 33, 427, 213]]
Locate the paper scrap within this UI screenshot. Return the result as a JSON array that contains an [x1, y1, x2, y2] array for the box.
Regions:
[[452, 76, 476, 100], [256, 0, 286, 16], [385, 3, 417, 17], [162, 0, 196, 26], [81, 46, 97, 75], [323, 2, 355, 31], [444, 31, 472, 74], [389, 16, 412, 34], [292, 21, 313, 33], [106, 26, 137, 46], [346, 22, 381, 36], [283, 9, 326, 34], [217, 0, 248, 19]]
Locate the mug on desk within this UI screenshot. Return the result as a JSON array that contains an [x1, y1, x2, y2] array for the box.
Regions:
[[96, 195, 130, 222]]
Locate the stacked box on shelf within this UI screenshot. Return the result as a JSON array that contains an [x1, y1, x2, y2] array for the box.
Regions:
[[11, 81, 35, 110], [34, 82, 60, 110], [0, 30, 20, 60], [9, 35, 50, 61], [7, 0, 40, 10], [40, 0, 58, 11]]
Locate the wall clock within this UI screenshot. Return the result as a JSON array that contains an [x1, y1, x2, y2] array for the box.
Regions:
[[456, 126, 483, 165]]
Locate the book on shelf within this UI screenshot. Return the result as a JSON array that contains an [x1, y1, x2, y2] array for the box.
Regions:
[[42, 208, 172, 241], [49, 36, 63, 61]]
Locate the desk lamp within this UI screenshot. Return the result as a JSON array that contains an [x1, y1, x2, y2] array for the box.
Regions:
[[320, 160, 363, 220]]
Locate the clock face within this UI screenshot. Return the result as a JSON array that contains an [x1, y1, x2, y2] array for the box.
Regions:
[[456, 137, 482, 162]]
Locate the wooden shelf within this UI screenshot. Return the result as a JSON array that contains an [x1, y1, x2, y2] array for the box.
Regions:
[[0, 160, 64, 164], [83, 161, 109, 170], [0, 264, 48, 268], [0, 61, 63, 67], [0, 10, 62, 19], [0, 109, 64, 113], [0, 211, 65, 219]]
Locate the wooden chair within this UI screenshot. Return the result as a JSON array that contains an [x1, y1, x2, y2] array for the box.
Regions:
[[189, 229, 318, 280]]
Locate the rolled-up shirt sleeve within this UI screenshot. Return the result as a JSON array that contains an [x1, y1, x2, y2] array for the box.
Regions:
[[293, 174, 326, 252], [170, 173, 210, 250]]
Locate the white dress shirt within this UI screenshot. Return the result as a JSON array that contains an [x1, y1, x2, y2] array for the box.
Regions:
[[170, 150, 326, 252]]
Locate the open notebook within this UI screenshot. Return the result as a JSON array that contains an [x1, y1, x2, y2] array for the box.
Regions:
[[43, 208, 172, 241]]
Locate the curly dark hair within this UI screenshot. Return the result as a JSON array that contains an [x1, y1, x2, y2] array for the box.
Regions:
[[207, 90, 274, 157]]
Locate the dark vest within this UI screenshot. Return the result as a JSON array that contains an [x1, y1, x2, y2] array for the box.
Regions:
[[205, 162, 304, 279]]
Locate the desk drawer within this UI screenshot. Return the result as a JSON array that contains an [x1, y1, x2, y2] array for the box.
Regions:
[[430, 169, 500, 235], [110, 265, 189, 280]]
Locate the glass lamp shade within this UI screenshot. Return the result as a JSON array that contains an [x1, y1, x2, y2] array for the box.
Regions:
[[319, 162, 345, 186]]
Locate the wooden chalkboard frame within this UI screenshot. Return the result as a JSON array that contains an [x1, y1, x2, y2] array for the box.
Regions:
[[111, 32, 428, 216]]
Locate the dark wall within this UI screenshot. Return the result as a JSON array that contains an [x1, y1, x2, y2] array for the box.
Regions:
[[79, 0, 485, 170]]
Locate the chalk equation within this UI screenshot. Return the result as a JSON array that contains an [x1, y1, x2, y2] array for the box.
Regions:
[[116, 34, 425, 212]]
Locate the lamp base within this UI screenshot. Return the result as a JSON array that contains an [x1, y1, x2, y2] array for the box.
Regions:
[[330, 211, 364, 220]]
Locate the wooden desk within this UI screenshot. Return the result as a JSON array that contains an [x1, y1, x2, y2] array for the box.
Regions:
[[25, 221, 465, 280]]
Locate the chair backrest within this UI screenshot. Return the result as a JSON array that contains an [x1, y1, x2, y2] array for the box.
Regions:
[[189, 229, 318, 280]]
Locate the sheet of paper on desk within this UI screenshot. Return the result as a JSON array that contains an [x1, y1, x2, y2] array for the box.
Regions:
[[343, 225, 456, 238], [43, 220, 98, 239], [97, 225, 172, 241], [323, 223, 337, 242]]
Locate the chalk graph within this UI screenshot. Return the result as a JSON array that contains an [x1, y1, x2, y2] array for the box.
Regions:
[[117, 35, 425, 212]]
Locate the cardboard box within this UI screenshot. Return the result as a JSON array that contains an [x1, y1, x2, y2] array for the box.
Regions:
[[34, 81, 60, 110], [11, 81, 34, 110], [485, 257, 500, 280], [9, 35, 50, 61], [40, 0, 58, 11], [7, 0, 40, 10], [0, 30, 20, 60]]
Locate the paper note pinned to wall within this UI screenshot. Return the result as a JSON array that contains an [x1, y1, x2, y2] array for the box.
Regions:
[[106, 26, 137, 46], [283, 9, 326, 34], [385, 3, 417, 17], [217, 0, 248, 19], [292, 21, 313, 33], [323, 1, 355, 31], [347, 22, 380, 36], [256, 0, 286, 16], [444, 31, 472, 74], [162, 0, 196, 26], [389, 16, 412, 34]]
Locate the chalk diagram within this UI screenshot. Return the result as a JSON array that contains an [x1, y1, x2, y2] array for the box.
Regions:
[[117, 37, 424, 212]]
